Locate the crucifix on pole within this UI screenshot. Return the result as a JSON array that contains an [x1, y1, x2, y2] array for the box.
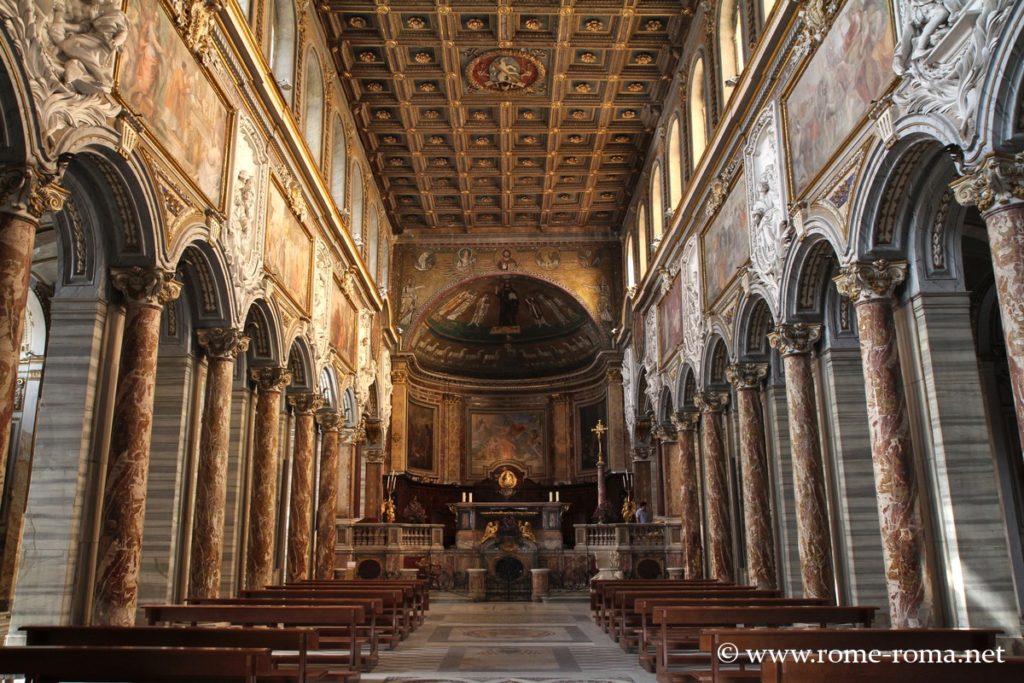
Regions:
[[592, 419, 608, 517]]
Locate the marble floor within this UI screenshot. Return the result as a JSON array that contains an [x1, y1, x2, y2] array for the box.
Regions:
[[364, 595, 657, 683]]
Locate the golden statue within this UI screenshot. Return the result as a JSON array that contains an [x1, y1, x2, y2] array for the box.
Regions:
[[480, 521, 499, 544], [380, 497, 396, 523], [518, 520, 536, 543], [497, 468, 518, 498], [621, 496, 637, 523]]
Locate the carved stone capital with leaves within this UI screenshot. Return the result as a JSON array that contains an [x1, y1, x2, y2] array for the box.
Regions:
[[0, 164, 69, 220], [289, 392, 325, 416], [833, 260, 907, 304], [671, 411, 700, 433], [111, 267, 182, 307], [694, 390, 729, 414], [316, 408, 343, 432], [251, 366, 292, 393], [726, 362, 769, 391], [197, 327, 250, 360], [768, 322, 822, 356], [952, 153, 1024, 214]]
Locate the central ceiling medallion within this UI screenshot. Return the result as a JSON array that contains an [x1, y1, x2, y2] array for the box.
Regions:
[[465, 49, 546, 94]]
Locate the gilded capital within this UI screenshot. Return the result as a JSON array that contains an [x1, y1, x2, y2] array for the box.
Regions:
[[316, 408, 343, 432], [951, 152, 1024, 214], [251, 366, 292, 393], [289, 392, 325, 415], [197, 327, 250, 360], [110, 267, 182, 307], [726, 362, 769, 390], [0, 164, 69, 220], [768, 322, 821, 356], [694, 390, 729, 414], [832, 260, 907, 304], [671, 411, 700, 432]]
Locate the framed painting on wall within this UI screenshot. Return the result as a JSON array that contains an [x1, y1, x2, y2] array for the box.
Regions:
[[469, 410, 546, 476], [407, 401, 436, 472]]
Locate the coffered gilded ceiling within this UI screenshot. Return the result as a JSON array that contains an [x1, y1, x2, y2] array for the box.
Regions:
[[318, 1, 691, 236]]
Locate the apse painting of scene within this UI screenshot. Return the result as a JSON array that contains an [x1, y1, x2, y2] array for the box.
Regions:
[[407, 401, 435, 472], [785, 0, 894, 194], [118, 0, 228, 204], [412, 275, 603, 380], [578, 400, 607, 471], [702, 173, 750, 306], [470, 411, 545, 473]]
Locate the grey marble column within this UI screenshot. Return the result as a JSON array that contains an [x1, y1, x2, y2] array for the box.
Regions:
[[187, 329, 249, 599], [768, 323, 835, 601], [726, 362, 777, 590], [671, 411, 704, 579], [834, 260, 928, 627], [93, 268, 182, 625], [0, 165, 66, 507], [695, 390, 733, 582]]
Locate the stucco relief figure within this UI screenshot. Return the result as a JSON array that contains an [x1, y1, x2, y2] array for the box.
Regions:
[[481, 521, 499, 545], [233, 171, 255, 239], [895, 0, 954, 67], [750, 170, 781, 276], [49, 0, 128, 94]]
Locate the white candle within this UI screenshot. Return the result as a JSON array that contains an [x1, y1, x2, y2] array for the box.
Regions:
[[469, 492, 474, 502], [462, 492, 466, 502], [556, 491, 560, 502]]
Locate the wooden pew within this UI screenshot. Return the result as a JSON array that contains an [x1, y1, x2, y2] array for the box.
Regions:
[[651, 605, 877, 679], [18, 625, 355, 683], [593, 581, 743, 631], [143, 604, 366, 672], [695, 627, 1003, 683], [280, 580, 428, 624], [193, 596, 386, 662], [244, 589, 409, 644], [760, 655, 1024, 683], [0, 646, 277, 683], [609, 589, 776, 644], [628, 597, 826, 669], [591, 579, 727, 620]]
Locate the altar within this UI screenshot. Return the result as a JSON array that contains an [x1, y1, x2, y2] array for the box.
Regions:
[[447, 501, 571, 551]]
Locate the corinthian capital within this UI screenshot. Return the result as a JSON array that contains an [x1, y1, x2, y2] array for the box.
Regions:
[[694, 390, 729, 414], [671, 411, 700, 432], [726, 362, 769, 390], [768, 322, 821, 356], [316, 408, 343, 432], [111, 267, 182, 307], [289, 392, 325, 415], [251, 366, 292, 393], [832, 260, 907, 304], [951, 152, 1024, 214], [197, 327, 250, 360], [0, 164, 69, 220]]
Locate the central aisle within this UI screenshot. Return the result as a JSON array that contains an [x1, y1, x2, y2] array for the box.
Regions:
[[364, 596, 658, 683]]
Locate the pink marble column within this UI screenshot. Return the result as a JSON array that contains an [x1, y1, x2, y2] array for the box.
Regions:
[[314, 408, 342, 580], [287, 392, 323, 582], [0, 165, 66, 503], [671, 411, 704, 579], [768, 323, 835, 601], [834, 260, 927, 627], [245, 366, 291, 590], [187, 328, 249, 599], [92, 267, 182, 625], [726, 362, 777, 590], [953, 158, 1024, 449], [695, 390, 733, 582]]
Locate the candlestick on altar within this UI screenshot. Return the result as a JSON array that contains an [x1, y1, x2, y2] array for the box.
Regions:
[[592, 419, 608, 513]]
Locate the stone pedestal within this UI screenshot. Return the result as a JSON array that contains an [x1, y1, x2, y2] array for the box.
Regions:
[[530, 568, 550, 601], [591, 567, 624, 581], [695, 390, 733, 582], [245, 367, 291, 590], [188, 328, 248, 599], [400, 568, 419, 581], [467, 568, 486, 601], [93, 268, 181, 625], [834, 260, 927, 627], [769, 323, 835, 601], [666, 567, 684, 580]]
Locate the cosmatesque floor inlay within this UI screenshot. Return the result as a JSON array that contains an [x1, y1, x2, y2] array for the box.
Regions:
[[363, 597, 656, 683]]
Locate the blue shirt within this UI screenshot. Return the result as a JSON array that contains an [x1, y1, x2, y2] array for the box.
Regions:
[[635, 507, 651, 524]]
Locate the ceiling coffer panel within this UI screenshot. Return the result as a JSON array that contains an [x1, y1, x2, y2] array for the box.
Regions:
[[319, 1, 690, 236]]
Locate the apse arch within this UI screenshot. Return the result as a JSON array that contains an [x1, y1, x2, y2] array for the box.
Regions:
[[778, 220, 844, 323], [734, 294, 776, 362], [700, 335, 731, 390], [286, 335, 316, 393], [174, 240, 236, 329], [242, 298, 284, 368], [674, 363, 699, 411]]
